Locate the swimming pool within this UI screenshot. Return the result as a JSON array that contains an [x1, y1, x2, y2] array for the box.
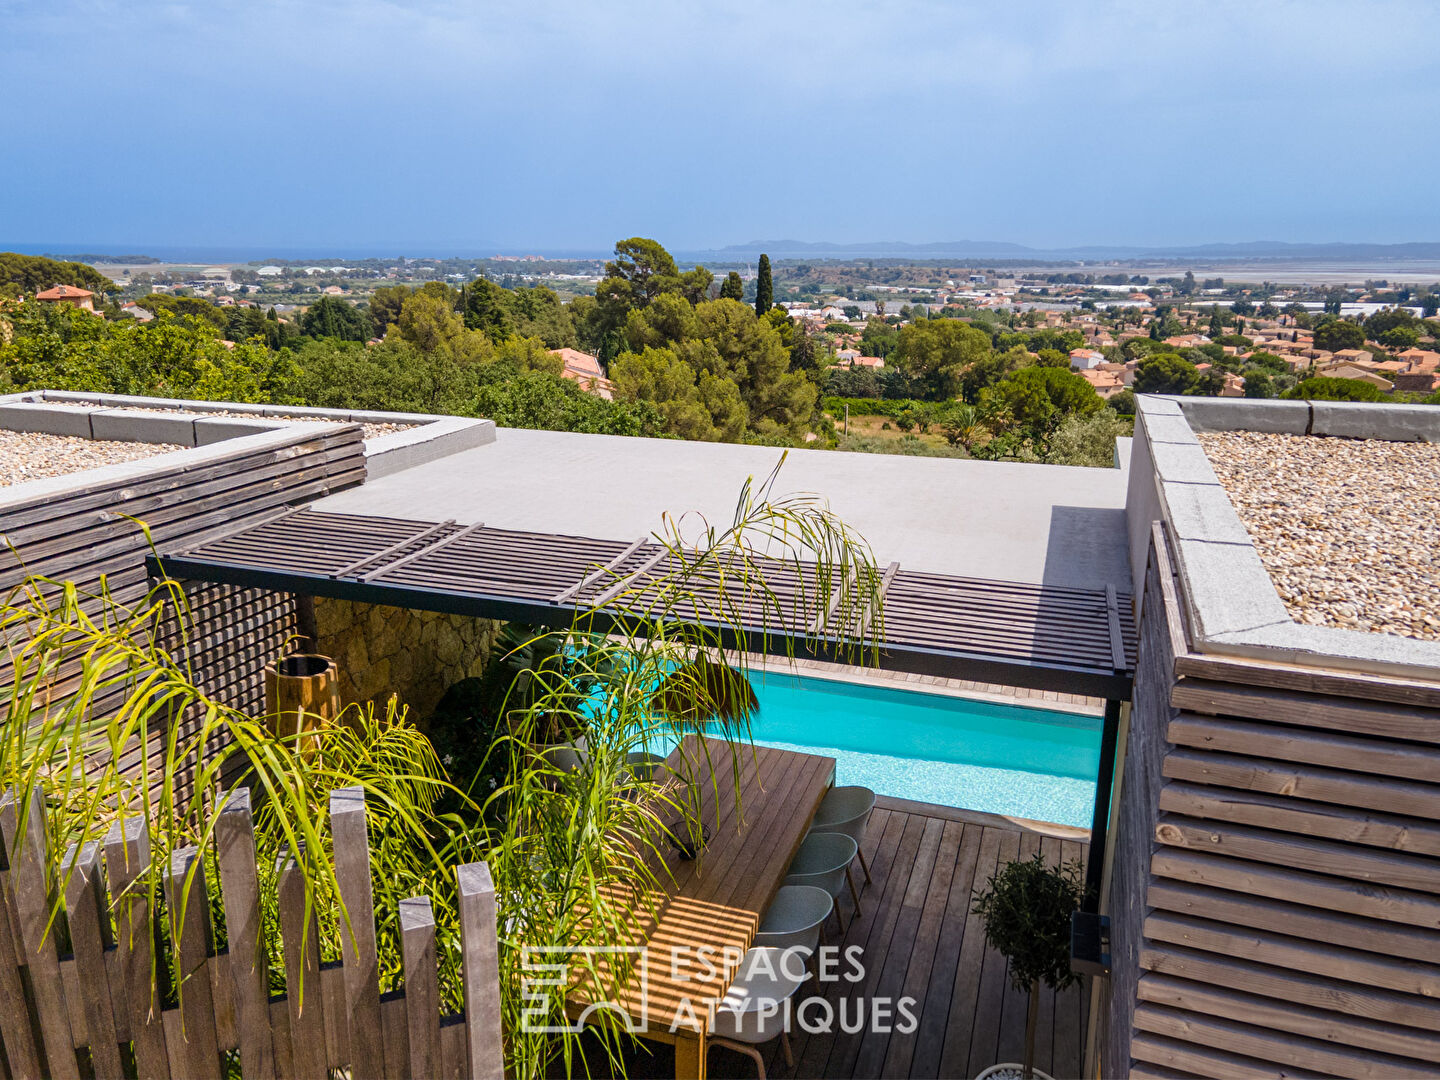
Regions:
[[741, 672, 1101, 828]]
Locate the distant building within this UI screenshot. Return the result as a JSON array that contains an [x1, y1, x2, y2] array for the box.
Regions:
[[549, 348, 614, 400], [1077, 368, 1125, 397], [1319, 364, 1394, 390], [1069, 348, 1105, 370], [34, 285, 95, 311], [1397, 348, 1440, 371]]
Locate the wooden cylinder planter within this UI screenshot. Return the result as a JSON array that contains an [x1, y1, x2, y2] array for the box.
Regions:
[[263, 654, 341, 755]]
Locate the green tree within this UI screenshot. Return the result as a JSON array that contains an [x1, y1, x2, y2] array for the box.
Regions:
[[982, 366, 1102, 444], [463, 278, 516, 340], [1133, 353, 1200, 395], [510, 286, 576, 348], [301, 296, 373, 342], [605, 238, 681, 305], [1044, 410, 1131, 467], [1379, 325, 1421, 349], [679, 266, 714, 305], [0, 252, 114, 298], [719, 272, 744, 302], [395, 289, 471, 354], [135, 293, 227, 331], [1284, 376, 1387, 402], [368, 284, 410, 336], [889, 318, 993, 400], [609, 346, 739, 441], [1313, 319, 1365, 353], [1243, 372, 1276, 398], [473, 370, 666, 436], [754, 254, 773, 316]]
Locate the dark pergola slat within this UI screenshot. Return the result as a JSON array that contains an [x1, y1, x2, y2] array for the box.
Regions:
[[148, 508, 1136, 699]]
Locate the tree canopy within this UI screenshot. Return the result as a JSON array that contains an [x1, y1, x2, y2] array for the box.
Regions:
[[0, 252, 114, 299]]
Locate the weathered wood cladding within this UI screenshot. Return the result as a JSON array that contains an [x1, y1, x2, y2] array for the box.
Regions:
[[0, 425, 366, 785], [1107, 523, 1440, 1079]]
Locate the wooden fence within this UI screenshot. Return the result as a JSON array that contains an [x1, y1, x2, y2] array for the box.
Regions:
[[0, 784, 504, 1080]]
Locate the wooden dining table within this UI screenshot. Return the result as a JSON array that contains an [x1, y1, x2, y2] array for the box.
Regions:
[[572, 735, 835, 1079]]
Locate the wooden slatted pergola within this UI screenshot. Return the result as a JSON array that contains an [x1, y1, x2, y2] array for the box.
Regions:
[[149, 508, 1136, 700], [148, 506, 1136, 901]]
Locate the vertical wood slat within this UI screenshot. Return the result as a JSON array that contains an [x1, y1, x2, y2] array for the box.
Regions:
[[269, 998, 295, 1080], [320, 962, 351, 1067], [103, 818, 170, 1079], [277, 853, 329, 1080], [61, 842, 124, 1079], [457, 861, 504, 1080], [164, 846, 222, 1080], [331, 786, 385, 1079], [400, 896, 441, 1080], [214, 787, 275, 1080], [208, 951, 238, 1051], [0, 788, 79, 1080], [439, 1016, 470, 1080], [0, 816, 43, 1080], [380, 993, 410, 1080]]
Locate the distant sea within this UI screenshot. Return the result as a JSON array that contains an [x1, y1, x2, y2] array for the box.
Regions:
[[3, 243, 608, 263]]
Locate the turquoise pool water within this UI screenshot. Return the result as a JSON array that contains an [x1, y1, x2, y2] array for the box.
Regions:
[[742, 672, 1100, 827]]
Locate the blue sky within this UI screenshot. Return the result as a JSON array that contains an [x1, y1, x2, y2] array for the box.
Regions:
[[3, 0, 1437, 254]]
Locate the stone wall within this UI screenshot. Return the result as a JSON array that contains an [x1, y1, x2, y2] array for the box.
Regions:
[[313, 598, 499, 720]]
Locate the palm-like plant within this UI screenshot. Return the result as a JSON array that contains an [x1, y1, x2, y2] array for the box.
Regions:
[[0, 455, 883, 1080]]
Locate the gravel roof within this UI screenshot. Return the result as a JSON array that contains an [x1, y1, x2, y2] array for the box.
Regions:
[[1198, 430, 1440, 641], [49, 404, 413, 442], [0, 431, 181, 488]]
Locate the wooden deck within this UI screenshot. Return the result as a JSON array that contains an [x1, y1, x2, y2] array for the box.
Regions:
[[568, 797, 1091, 1080], [731, 798, 1091, 1080]]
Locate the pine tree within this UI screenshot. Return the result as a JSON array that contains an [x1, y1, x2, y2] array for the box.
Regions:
[[755, 254, 773, 316], [720, 271, 744, 302]]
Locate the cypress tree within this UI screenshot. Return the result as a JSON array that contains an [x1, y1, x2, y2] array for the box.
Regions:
[[720, 271, 744, 302], [755, 254, 773, 316]]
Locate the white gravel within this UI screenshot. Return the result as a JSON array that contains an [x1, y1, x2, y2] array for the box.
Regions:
[[1198, 430, 1440, 641], [0, 431, 181, 487]]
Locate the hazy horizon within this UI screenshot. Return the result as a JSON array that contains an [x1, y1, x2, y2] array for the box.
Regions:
[[4, 1, 1437, 253]]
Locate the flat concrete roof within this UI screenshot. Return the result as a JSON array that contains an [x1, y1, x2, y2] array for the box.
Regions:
[[312, 427, 1131, 591]]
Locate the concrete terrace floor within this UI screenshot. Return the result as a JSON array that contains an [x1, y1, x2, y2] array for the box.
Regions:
[[316, 427, 1131, 590]]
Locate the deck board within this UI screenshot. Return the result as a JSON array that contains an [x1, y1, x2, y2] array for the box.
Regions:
[[712, 800, 1090, 1080]]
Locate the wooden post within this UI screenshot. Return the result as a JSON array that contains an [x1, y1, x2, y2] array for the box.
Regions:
[[104, 818, 170, 1079], [456, 861, 504, 1080], [0, 788, 79, 1079], [331, 786, 385, 1079], [61, 841, 124, 1079], [165, 846, 222, 1080], [214, 788, 276, 1080], [0, 805, 43, 1080], [278, 851, 329, 1080], [401, 896, 441, 1080]]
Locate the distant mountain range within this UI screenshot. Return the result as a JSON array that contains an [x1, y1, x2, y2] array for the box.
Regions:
[[13, 238, 1440, 266], [691, 239, 1440, 262]]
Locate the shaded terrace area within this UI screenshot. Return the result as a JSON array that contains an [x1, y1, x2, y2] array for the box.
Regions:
[[587, 801, 1090, 1080]]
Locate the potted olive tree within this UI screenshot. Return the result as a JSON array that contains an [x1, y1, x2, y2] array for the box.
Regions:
[[973, 853, 1087, 1080]]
